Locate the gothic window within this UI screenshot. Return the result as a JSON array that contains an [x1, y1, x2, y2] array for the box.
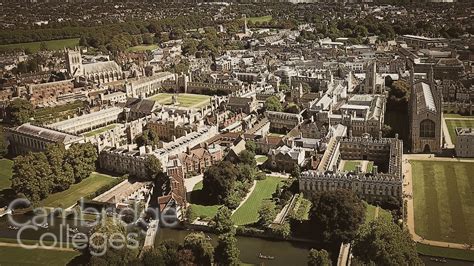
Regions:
[[420, 119, 435, 138]]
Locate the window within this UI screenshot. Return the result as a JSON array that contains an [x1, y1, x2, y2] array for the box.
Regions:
[[420, 119, 435, 138]]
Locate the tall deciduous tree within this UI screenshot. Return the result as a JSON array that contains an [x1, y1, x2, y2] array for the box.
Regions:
[[213, 206, 235, 234], [309, 189, 366, 243], [352, 219, 421, 265], [144, 155, 166, 184], [182, 232, 214, 265], [6, 99, 34, 126], [202, 161, 238, 204], [45, 144, 74, 192], [265, 96, 283, 112], [258, 201, 277, 227], [11, 152, 53, 203], [65, 142, 98, 183], [308, 249, 332, 266], [214, 233, 240, 266]]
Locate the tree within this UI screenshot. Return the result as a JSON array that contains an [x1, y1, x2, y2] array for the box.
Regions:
[[202, 161, 238, 204], [90, 216, 140, 266], [352, 219, 421, 265], [258, 201, 277, 227], [265, 96, 283, 112], [238, 150, 256, 167], [155, 240, 180, 266], [214, 233, 240, 266], [0, 127, 8, 158], [135, 129, 160, 147], [245, 140, 257, 153], [308, 249, 332, 266], [65, 142, 98, 183], [309, 189, 366, 243], [144, 155, 167, 184], [142, 249, 165, 266], [45, 144, 74, 192], [182, 232, 214, 265], [6, 99, 34, 126], [213, 206, 235, 234], [11, 152, 52, 203]]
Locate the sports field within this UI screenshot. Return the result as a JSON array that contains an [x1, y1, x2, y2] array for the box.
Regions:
[[40, 172, 117, 208], [0, 38, 80, 53], [411, 160, 474, 244], [148, 93, 211, 108], [445, 119, 474, 144], [231, 176, 284, 226]]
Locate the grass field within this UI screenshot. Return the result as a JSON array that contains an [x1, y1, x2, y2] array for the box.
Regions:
[[365, 203, 392, 223], [34, 101, 85, 124], [83, 124, 118, 137], [0, 38, 80, 53], [232, 176, 284, 226], [443, 113, 474, 119], [126, 44, 159, 52], [445, 119, 474, 144], [148, 93, 211, 109], [246, 15, 273, 23], [189, 181, 221, 219], [40, 172, 116, 208], [0, 159, 13, 190], [256, 155, 268, 164], [417, 243, 474, 261], [0, 246, 80, 266], [411, 160, 474, 244], [343, 160, 360, 172]]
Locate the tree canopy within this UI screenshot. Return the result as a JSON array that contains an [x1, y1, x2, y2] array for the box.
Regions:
[[265, 96, 283, 112], [202, 161, 239, 204], [352, 219, 421, 265], [6, 99, 34, 126], [309, 189, 366, 243], [308, 249, 332, 266], [213, 206, 235, 234]]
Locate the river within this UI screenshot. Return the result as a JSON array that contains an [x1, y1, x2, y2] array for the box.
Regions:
[[0, 216, 473, 266]]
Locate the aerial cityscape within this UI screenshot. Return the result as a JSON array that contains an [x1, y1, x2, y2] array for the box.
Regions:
[[0, 0, 473, 265]]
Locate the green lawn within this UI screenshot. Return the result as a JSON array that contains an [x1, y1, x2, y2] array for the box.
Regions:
[[365, 203, 392, 223], [0, 159, 13, 190], [445, 119, 474, 144], [83, 124, 118, 137], [34, 101, 85, 124], [189, 181, 221, 219], [411, 160, 474, 244], [40, 172, 116, 208], [343, 160, 360, 172], [443, 113, 474, 119], [256, 155, 268, 164], [0, 246, 80, 266], [417, 243, 474, 261], [126, 44, 159, 52], [148, 93, 211, 108], [366, 161, 374, 173], [246, 15, 273, 23], [232, 176, 284, 226], [0, 38, 80, 53]]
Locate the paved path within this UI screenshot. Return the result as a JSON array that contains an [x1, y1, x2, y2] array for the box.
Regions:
[[444, 117, 474, 120], [232, 180, 257, 215], [374, 206, 380, 219], [266, 172, 290, 179], [441, 116, 455, 148], [403, 154, 474, 251], [184, 174, 203, 192]]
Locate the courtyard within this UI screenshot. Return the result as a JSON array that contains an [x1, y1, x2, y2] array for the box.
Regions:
[[445, 118, 474, 144], [340, 160, 374, 173], [411, 160, 474, 245], [148, 93, 211, 109]]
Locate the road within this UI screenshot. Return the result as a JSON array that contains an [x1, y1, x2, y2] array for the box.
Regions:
[[403, 154, 474, 251]]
